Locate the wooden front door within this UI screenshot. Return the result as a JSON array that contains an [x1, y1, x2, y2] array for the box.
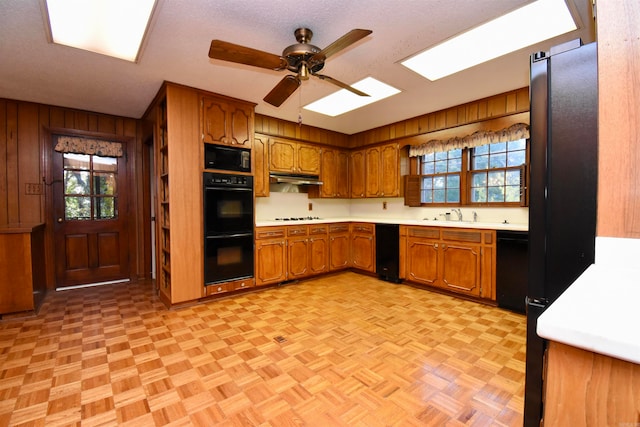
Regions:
[[53, 141, 130, 287]]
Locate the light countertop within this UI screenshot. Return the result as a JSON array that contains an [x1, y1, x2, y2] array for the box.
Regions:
[[537, 239, 640, 364], [256, 217, 528, 231]]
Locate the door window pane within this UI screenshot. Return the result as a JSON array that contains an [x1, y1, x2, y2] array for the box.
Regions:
[[63, 153, 118, 220]]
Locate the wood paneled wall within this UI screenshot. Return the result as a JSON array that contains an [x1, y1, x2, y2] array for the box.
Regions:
[[0, 98, 149, 288], [254, 114, 350, 147], [350, 87, 529, 148], [596, 0, 640, 238]]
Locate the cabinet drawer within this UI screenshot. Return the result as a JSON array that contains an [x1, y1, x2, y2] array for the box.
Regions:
[[351, 223, 374, 234], [230, 278, 254, 291], [441, 229, 482, 243], [329, 223, 350, 234], [408, 227, 440, 239], [308, 224, 328, 235], [205, 283, 228, 296], [256, 227, 286, 239], [287, 226, 308, 237]]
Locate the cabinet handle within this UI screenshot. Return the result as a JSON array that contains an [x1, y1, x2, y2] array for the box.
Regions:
[[434, 243, 438, 248], [217, 286, 223, 292]]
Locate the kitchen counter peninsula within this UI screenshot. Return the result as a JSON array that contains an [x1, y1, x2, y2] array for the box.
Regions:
[[256, 217, 528, 231]]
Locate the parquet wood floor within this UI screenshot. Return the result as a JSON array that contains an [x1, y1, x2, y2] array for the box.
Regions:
[[0, 272, 526, 426]]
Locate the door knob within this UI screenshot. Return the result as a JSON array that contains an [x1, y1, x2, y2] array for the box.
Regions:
[[57, 218, 63, 223]]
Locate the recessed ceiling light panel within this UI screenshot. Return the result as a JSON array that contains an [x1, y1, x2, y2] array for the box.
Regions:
[[44, 0, 157, 62], [401, 0, 577, 81], [304, 77, 401, 117]]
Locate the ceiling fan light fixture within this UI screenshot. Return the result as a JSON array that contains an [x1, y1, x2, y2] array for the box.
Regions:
[[401, 0, 577, 80]]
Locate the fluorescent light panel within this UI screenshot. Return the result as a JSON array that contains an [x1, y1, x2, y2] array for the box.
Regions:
[[45, 0, 156, 62], [304, 77, 400, 117], [401, 0, 577, 81]]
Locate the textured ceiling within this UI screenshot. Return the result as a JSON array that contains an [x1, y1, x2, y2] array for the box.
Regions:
[[0, 0, 594, 134]]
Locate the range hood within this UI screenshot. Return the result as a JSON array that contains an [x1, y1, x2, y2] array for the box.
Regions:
[[269, 173, 323, 185]]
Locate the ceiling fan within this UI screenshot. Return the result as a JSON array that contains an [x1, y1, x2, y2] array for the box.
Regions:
[[208, 28, 372, 107]]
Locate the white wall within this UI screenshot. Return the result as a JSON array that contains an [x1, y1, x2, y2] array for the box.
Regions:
[[256, 193, 528, 225]]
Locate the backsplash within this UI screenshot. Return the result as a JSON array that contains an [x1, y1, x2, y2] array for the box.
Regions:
[[256, 193, 529, 226]]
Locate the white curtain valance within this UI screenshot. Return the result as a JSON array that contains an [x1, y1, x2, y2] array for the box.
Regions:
[[54, 136, 124, 157], [408, 123, 530, 157]]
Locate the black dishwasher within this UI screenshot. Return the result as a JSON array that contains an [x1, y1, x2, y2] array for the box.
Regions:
[[496, 230, 528, 314], [375, 223, 401, 283]]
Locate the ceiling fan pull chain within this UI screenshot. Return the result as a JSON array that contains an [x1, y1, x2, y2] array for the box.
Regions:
[[298, 84, 303, 126]]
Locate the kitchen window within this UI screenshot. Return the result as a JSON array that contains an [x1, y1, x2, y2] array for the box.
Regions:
[[413, 138, 528, 206]]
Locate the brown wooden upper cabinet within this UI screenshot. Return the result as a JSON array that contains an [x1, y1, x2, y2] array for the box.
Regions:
[[269, 138, 320, 175], [351, 143, 403, 198], [311, 147, 350, 198], [201, 94, 254, 148]]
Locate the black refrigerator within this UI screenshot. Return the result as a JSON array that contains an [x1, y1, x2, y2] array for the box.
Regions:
[[524, 39, 598, 426]]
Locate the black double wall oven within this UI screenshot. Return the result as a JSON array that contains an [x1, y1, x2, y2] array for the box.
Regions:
[[203, 172, 254, 286]]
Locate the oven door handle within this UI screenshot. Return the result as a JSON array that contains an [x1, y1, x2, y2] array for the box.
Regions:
[[205, 232, 253, 239], [204, 186, 252, 192]]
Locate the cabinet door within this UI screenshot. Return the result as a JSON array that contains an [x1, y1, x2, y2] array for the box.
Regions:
[[351, 233, 375, 272], [309, 235, 329, 275], [406, 237, 439, 286], [329, 233, 350, 271], [440, 243, 482, 297], [350, 150, 366, 198], [365, 146, 381, 197], [255, 239, 286, 285], [297, 144, 320, 175], [254, 134, 269, 197], [380, 144, 399, 196], [269, 139, 296, 173], [287, 237, 309, 279], [335, 150, 350, 198], [320, 149, 336, 197], [201, 96, 227, 144], [228, 103, 252, 148]]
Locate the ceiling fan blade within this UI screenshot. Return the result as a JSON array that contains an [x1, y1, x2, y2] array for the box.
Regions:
[[309, 29, 372, 63], [209, 40, 287, 70], [315, 74, 369, 97], [264, 75, 301, 107]]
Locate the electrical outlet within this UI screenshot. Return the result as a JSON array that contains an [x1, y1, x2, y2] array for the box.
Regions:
[[308, 202, 313, 211], [25, 183, 42, 195], [383, 201, 387, 210]]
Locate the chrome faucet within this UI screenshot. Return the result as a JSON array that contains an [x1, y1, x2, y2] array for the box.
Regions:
[[451, 208, 463, 221]]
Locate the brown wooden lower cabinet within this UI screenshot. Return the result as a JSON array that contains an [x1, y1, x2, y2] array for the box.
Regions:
[[329, 223, 350, 271], [0, 223, 46, 315], [350, 222, 375, 272], [400, 225, 496, 300], [544, 341, 640, 425], [255, 227, 287, 286]]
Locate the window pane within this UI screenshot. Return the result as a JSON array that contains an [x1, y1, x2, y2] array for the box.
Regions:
[[65, 171, 90, 195], [422, 153, 434, 162], [422, 177, 433, 190], [508, 139, 526, 150], [94, 172, 116, 195], [490, 142, 507, 153], [433, 189, 446, 203], [421, 190, 432, 203], [64, 153, 90, 170], [488, 170, 505, 186], [447, 174, 460, 188], [507, 151, 526, 167], [489, 152, 507, 168], [488, 186, 505, 202], [93, 155, 117, 172], [435, 151, 448, 161], [505, 185, 521, 202], [448, 157, 462, 172], [446, 188, 460, 203], [434, 160, 448, 173], [472, 188, 486, 203], [472, 172, 487, 187], [474, 144, 489, 155], [506, 169, 521, 185], [473, 154, 489, 169], [433, 176, 446, 189], [94, 197, 116, 219], [65, 196, 91, 220], [422, 162, 435, 174]]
